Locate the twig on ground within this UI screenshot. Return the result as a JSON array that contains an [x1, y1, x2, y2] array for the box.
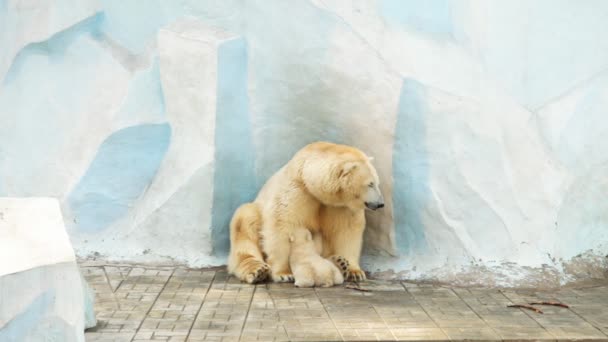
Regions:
[[344, 282, 371, 292], [344, 285, 371, 292], [528, 301, 569, 308], [507, 304, 544, 314]]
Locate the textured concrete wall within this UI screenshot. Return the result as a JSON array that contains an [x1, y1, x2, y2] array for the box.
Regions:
[[1, 0, 607, 286]]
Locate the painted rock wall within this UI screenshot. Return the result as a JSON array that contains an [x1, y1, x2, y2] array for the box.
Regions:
[[1, 0, 607, 286]]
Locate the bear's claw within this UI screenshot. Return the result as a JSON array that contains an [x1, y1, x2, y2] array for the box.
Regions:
[[329, 256, 350, 279], [244, 262, 270, 284], [347, 268, 367, 282], [272, 273, 295, 283]]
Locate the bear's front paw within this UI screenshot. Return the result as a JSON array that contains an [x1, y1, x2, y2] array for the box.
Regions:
[[244, 262, 270, 284], [272, 272, 295, 283], [329, 256, 350, 279], [347, 268, 367, 282]]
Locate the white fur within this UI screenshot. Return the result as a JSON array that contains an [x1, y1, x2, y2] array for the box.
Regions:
[[228, 142, 383, 284], [289, 228, 344, 287]]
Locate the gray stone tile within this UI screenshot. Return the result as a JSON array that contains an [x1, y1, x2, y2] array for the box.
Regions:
[[390, 327, 449, 341], [82, 264, 608, 342], [492, 326, 556, 341], [441, 327, 501, 340]]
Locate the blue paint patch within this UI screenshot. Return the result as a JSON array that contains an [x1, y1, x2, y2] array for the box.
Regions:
[[0, 290, 53, 341], [392, 79, 430, 254], [380, 0, 453, 37], [3, 13, 104, 85], [211, 37, 257, 255], [68, 124, 171, 232]]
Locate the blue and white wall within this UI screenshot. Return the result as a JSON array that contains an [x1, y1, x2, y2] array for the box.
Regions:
[[2, 0, 607, 286]]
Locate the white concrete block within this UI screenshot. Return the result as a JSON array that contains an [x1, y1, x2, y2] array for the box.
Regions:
[[0, 197, 94, 340], [0, 263, 87, 342], [0, 197, 75, 276]]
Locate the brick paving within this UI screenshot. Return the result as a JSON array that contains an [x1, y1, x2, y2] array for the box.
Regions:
[[81, 263, 608, 341]]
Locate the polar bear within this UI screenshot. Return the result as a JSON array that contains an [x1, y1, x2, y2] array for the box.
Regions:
[[289, 228, 344, 287], [227, 141, 384, 284]]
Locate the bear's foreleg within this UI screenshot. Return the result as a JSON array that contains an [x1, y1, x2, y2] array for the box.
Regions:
[[322, 208, 367, 282], [331, 234, 366, 282], [263, 229, 295, 282], [328, 255, 350, 279]]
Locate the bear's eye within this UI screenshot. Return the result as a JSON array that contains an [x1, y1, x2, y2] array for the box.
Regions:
[[368, 182, 374, 188]]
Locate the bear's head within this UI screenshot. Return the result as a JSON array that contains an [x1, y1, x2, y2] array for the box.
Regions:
[[301, 143, 384, 212], [335, 157, 384, 211]]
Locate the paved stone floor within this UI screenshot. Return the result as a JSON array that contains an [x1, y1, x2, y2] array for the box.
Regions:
[[81, 263, 608, 341]]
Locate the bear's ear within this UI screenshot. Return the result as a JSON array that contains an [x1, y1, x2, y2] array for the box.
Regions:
[[339, 161, 358, 178]]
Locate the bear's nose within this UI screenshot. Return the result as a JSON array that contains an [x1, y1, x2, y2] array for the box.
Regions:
[[365, 202, 385, 210]]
